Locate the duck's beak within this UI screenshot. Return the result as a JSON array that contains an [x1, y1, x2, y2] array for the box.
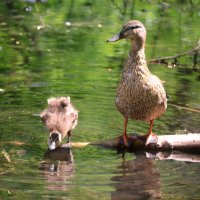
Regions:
[[107, 32, 124, 42]]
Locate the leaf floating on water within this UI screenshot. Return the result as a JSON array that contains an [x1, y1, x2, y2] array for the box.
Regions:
[[71, 142, 90, 148], [36, 25, 45, 30], [167, 63, 173, 68], [11, 141, 26, 146], [65, 21, 72, 26], [39, 160, 46, 164], [97, 24, 102, 28], [0, 141, 25, 146], [2, 149, 11, 163]]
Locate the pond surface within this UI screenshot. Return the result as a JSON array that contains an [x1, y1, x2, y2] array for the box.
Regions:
[[0, 1, 200, 199]]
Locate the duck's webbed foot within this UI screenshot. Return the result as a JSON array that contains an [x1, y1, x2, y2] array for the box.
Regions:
[[145, 132, 158, 146], [118, 133, 129, 147], [145, 119, 158, 146]]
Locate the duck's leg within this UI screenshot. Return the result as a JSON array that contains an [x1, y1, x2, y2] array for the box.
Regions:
[[145, 119, 158, 145], [122, 117, 128, 146]]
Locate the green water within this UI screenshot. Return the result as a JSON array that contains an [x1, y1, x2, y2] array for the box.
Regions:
[[0, 1, 200, 199]]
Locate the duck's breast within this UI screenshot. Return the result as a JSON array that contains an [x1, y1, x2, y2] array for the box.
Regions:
[[116, 73, 167, 121]]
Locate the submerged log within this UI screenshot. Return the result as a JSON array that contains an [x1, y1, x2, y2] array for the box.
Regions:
[[69, 133, 200, 153]]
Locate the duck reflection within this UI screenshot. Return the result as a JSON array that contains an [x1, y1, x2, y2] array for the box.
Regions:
[[111, 152, 162, 200], [40, 146, 74, 192]]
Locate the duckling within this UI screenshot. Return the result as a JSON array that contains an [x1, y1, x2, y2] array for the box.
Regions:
[[40, 97, 78, 150], [107, 20, 167, 146]]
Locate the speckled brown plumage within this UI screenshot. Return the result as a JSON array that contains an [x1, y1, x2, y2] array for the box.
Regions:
[[107, 20, 167, 146]]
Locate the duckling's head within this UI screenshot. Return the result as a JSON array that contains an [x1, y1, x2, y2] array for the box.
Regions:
[[40, 97, 78, 150], [107, 20, 146, 51]]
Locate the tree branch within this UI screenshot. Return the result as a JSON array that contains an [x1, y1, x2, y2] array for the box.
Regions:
[[148, 39, 200, 69]]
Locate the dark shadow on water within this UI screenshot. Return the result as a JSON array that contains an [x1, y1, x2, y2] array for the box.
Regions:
[[111, 152, 162, 200], [39, 146, 74, 192]]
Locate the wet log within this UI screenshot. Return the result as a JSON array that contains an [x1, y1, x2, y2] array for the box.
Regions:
[[69, 133, 200, 153]]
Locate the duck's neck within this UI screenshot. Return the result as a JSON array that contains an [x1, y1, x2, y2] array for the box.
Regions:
[[124, 47, 149, 72]]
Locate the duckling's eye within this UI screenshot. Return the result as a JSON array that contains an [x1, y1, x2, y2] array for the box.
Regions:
[[41, 112, 48, 122]]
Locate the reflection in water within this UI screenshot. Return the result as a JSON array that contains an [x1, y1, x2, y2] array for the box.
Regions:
[[111, 153, 161, 200], [40, 147, 74, 192]]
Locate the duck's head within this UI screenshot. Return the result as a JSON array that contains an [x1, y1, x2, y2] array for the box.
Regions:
[[40, 97, 78, 150], [107, 20, 146, 50]]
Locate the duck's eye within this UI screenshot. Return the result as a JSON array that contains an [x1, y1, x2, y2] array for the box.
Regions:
[[124, 25, 142, 32]]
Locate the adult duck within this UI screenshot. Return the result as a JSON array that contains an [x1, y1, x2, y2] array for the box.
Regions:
[[107, 20, 167, 146]]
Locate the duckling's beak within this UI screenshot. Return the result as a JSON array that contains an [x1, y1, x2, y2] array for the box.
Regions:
[[48, 132, 62, 150], [107, 32, 124, 42], [48, 141, 56, 151]]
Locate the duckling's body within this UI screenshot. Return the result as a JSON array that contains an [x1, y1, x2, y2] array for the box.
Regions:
[[108, 20, 167, 146], [40, 97, 78, 150]]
